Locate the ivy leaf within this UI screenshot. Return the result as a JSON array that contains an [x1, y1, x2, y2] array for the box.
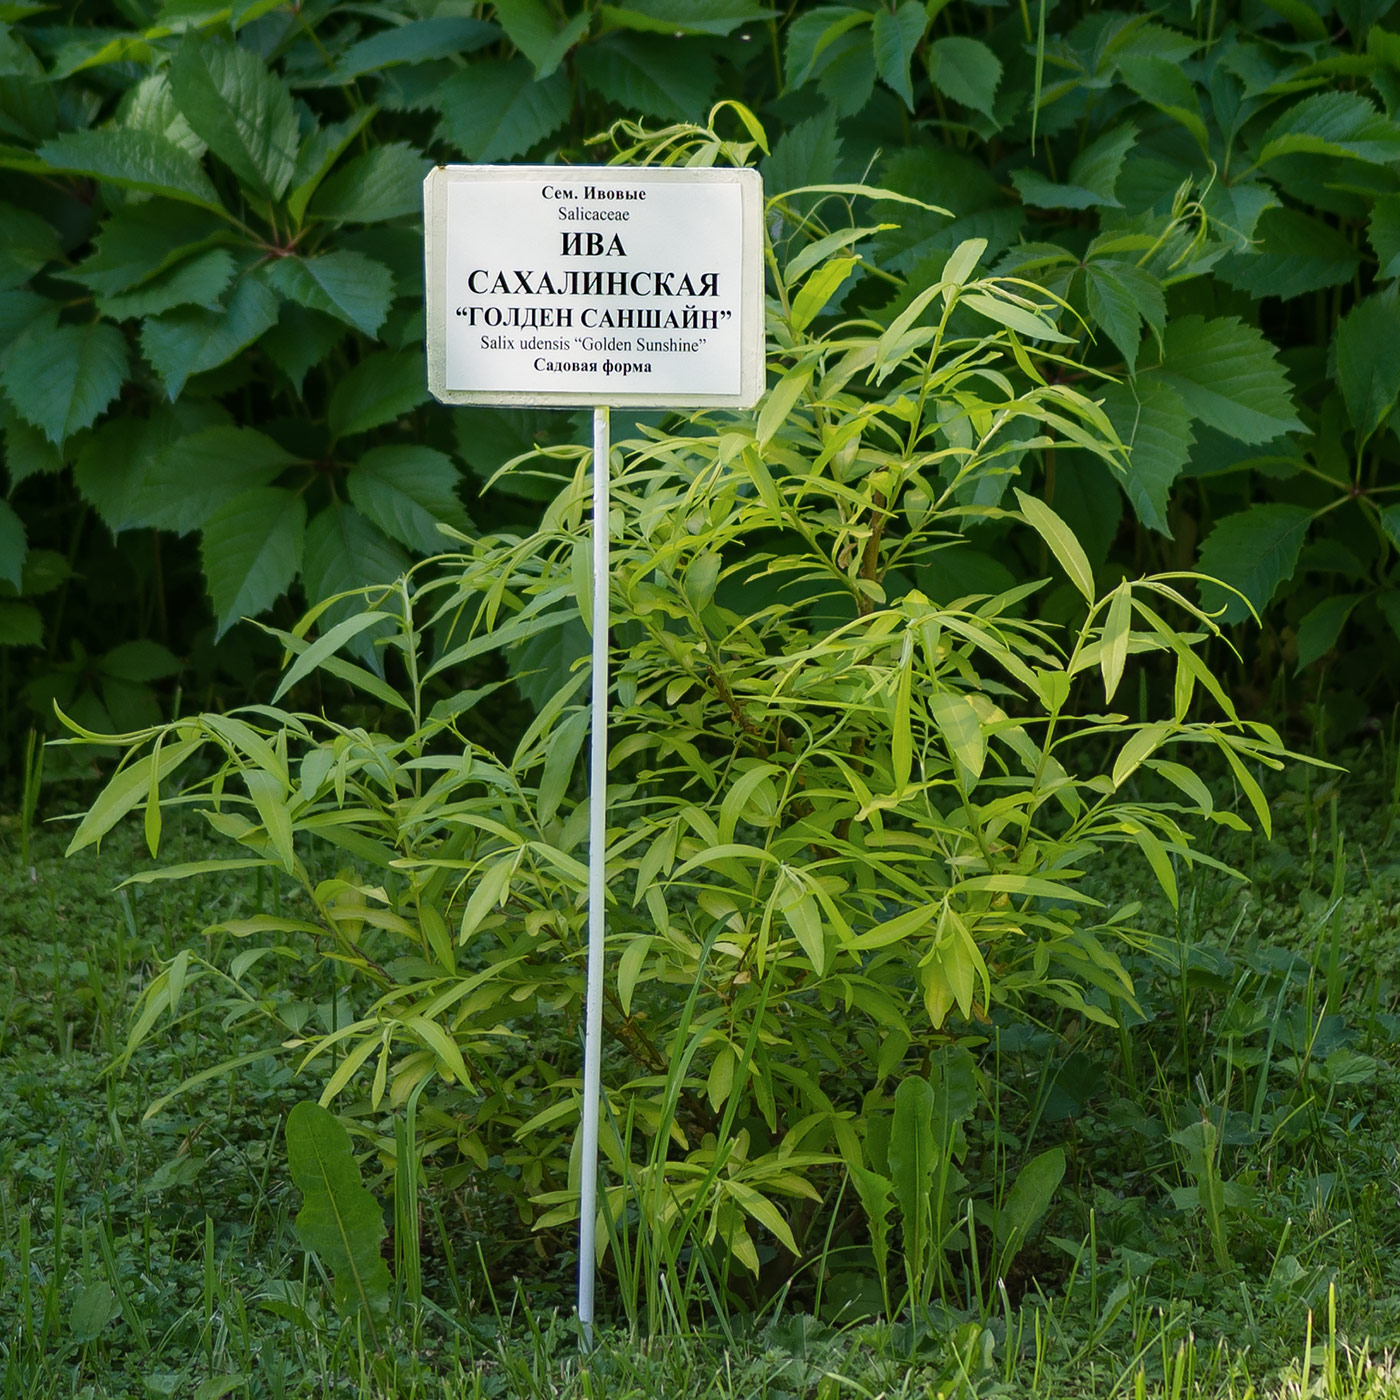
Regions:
[[347, 445, 470, 554], [0, 320, 128, 445], [1099, 377, 1194, 535], [1156, 315, 1301, 444], [925, 36, 1001, 120], [327, 350, 428, 439], [141, 273, 280, 400], [435, 58, 570, 162], [36, 127, 223, 212], [264, 252, 393, 337], [1255, 92, 1400, 168], [308, 143, 426, 224], [1294, 593, 1361, 672], [200, 486, 306, 638], [1333, 291, 1400, 442], [96, 248, 236, 321], [496, 0, 589, 78], [1371, 194, 1400, 280], [1196, 503, 1312, 623], [872, 2, 928, 111], [135, 426, 297, 534], [577, 34, 717, 120], [168, 36, 298, 201], [0, 496, 25, 591], [1217, 207, 1360, 300]]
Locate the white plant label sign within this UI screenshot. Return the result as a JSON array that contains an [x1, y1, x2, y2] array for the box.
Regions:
[[424, 165, 764, 409]]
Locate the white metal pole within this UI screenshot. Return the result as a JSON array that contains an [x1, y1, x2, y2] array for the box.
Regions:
[[577, 405, 610, 1347]]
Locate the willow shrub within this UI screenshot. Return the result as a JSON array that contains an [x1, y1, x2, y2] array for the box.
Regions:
[[63, 135, 1298, 1320]]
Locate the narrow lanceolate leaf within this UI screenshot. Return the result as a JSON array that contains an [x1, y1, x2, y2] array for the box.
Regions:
[[1333, 293, 1400, 442], [327, 351, 429, 439], [1099, 583, 1132, 702], [346, 445, 470, 554], [888, 1075, 936, 1278], [169, 37, 298, 201], [1156, 316, 1301, 444], [435, 59, 571, 162], [1100, 377, 1193, 536], [136, 426, 297, 535], [1196, 504, 1312, 624], [200, 487, 306, 637], [872, 2, 928, 110], [141, 274, 279, 400], [285, 1102, 391, 1332], [789, 255, 857, 332], [308, 143, 426, 224], [264, 252, 394, 337], [36, 128, 224, 211], [0, 320, 128, 445], [1014, 489, 1095, 603]]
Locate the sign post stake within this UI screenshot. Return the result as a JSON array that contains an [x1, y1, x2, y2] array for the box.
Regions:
[[577, 404, 611, 1347]]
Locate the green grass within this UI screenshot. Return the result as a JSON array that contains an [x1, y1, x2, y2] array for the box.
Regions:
[[2, 750, 1400, 1399]]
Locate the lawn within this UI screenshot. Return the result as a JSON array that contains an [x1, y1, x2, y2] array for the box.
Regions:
[[2, 749, 1400, 1399]]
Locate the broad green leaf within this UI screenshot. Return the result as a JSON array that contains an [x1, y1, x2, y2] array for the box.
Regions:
[[69, 1282, 119, 1344], [328, 350, 429, 439], [994, 1147, 1064, 1262], [135, 426, 297, 534], [1099, 377, 1193, 535], [1157, 316, 1301, 445], [0, 200, 60, 289], [330, 16, 498, 81], [285, 1102, 391, 1331], [120, 72, 204, 159], [1294, 593, 1361, 672], [577, 34, 716, 120], [0, 600, 41, 646], [603, 0, 775, 37], [265, 252, 394, 337], [888, 1075, 936, 1281], [97, 247, 235, 321], [1067, 124, 1138, 203], [872, 2, 928, 111], [1014, 489, 1095, 602], [261, 304, 345, 393], [784, 6, 872, 88], [200, 487, 306, 637], [1118, 55, 1209, 153], [496, 0, 589, 78], [1370, 195, 1400, 280], [285, 109, 376, 223], [925, 36, 1001, 119], [763, 109, 841, 202], [1084, 261, 1163, 373], [169, 37, 298, 201], [1255, 91, 1400, 168], [72, 417, 159, 532], [789, 255, 857, 332], [60, 201, 226, 297], [347, 445, 470, 554], [142, 273, 279, 399], [308, 143, 425, 224], [0, 320, 128, 445], [36, 128, 224, 211], [1218, 208, 1360, 301], [0, 496, 24, 590], [302, 504, 411, 613], [1197, 504, 1312, 623], [435, 58, 571, 162], [1333, 292, 1400, 441], [2, 413, 62, 486]]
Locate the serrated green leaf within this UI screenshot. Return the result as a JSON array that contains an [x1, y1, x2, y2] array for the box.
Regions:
[[496, 0, 588, 78], [436, 58, 570, 162], [1294, 593, 1361, 672], [1255, 91, 1400, 168], [0, 599, 41, 646], [61, 202, 226, 298], [1218, 207, 1360, 300], [327, 350, 428, 440], [346, 445, 469, 554], [1068, 123, 1138, 202], [1084, 262, 1161, 372], [1197, 503, 1312, 623], [141, 273, 279, 400], [330, 16, 498, 82], [303, 502, 411, 606], [308, 142, 425, 224], [37, 128, 224, 212], [1119, 55, 1209, 153], [0, 495, 23, 590], [578, 34, 717, 120], [285, 109, 376, 224], [603, 0, 775, 36], [872, 2, 927, 111], [135, 426, 297, 534], [1157, 316, 1301, 445], [1371, 195, 1400, 280], [97, 247, 235, 320], [0, 320, 128, 445], [0, 200, 60, 289], [169, 36, 298, 201], [264, 252, 393, 337], [201, 487, 306, 637], [784, 5, 871, 89], [1099, 377, 1193, 535], [925, 35, 1001, 119], [1333, 292, 1400, 442], [285, 1102, 391, 1332], [120, 72, 205, 160]]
